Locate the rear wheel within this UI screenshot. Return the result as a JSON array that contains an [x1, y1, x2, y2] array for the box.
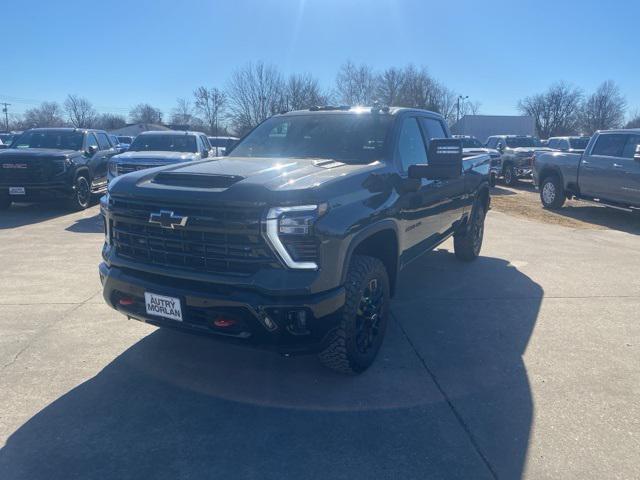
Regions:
[[503, 164, 517, 186], [540, 174, 565, 209], [319, 255, 390, 374], [67, 174, 92, 211], [454, 201, 486, 262]]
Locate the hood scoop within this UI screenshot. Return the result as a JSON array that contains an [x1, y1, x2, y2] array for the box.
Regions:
[[313, 159, 346, 169], [152, 172, 244, 189]]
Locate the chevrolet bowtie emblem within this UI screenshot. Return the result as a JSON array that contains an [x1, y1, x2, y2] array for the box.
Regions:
[[149, 210, 188, 229]]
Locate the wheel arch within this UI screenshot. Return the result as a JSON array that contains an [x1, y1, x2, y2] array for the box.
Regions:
[[342, 221, 400, 297]]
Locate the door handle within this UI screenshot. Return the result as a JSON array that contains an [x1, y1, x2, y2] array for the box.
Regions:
[[581, 160, 590, 165], [612, 163, 623, 168]]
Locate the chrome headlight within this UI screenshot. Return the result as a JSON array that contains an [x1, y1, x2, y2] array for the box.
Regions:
[[265, 204, 326, 270]]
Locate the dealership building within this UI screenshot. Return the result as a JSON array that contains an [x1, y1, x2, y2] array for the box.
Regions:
[[450, 115, 536, 143]]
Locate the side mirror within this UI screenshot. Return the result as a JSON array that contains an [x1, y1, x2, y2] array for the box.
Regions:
[[497, 143, 505, 153], [634, 145, 640, 162], [201, 150, 209, 158], [408, 138, 462, 181], [86, 145, 98, 155]]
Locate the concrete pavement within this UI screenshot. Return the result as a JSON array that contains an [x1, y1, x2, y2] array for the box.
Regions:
[[0, 202, 638, 479]]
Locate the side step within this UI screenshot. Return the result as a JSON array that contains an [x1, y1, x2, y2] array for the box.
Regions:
[[573, 197, 638, 213]]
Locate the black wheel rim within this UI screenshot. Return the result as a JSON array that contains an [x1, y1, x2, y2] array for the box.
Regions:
[[355, 278, 384, 354], [76, 178, 90, 206], [505, 168, 512, 184]]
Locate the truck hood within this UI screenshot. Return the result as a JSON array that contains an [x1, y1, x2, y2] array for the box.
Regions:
[[108, 156, 384, 204], [112, 151, 199, 162], [0, 148, 78, 159]]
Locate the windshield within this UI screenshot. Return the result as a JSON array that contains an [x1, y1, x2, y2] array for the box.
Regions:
[[11, 131, 84, 150], [117, 136, 133, 144], [229, 114, 391, 163], [459, 137, 483, 148], [209, 137, 236, 148], [129, 134, 197, 153], [505, 137, 540, 148], [569, 137, 590, 149]]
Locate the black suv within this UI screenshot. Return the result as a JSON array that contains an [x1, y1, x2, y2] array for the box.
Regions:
[[99, 107, 491, 373], [0, 128, 117, 209]]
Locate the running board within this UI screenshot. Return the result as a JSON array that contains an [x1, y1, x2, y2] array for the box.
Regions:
[[576, 197, 638, 213]]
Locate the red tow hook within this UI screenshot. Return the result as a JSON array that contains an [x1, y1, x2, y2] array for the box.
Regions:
[[118, 297, 136, 306], [213, 317, 237, 328]]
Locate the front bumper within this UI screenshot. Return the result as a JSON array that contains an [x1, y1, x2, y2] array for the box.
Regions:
[[1, 182, 73, 200], [99, 263, 346, 354]]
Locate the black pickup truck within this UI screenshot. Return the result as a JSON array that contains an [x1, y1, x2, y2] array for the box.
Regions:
[[0, 128, 117, 210], [99, 106, 491, 373]]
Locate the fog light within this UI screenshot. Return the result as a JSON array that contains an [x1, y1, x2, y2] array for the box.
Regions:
[[213, 317, 236, 328], [286, 309, 310, 336]]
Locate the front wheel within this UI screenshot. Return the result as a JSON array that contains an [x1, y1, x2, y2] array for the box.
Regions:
[[67, 175, 92, 211], [503, 164, 517, 186], [454, 202, 486, 262], [318, 255, 390, 374], [540, 175, 565, 209]]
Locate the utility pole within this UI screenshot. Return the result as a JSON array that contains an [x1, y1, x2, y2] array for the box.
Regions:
[[1, 103, 10, 132], [456, 95, 469, 124]]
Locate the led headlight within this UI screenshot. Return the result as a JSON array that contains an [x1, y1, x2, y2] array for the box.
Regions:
[[265, 205, 325, 270]]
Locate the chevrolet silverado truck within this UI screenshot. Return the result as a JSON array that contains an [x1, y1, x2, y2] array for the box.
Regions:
[[454, 135, 501, 186], [108, 130, 213, 181], [99, 106, 491, 374], [534, 129, 640, 210], [485, 135, 549, 186], [0, 128, 117, 210]]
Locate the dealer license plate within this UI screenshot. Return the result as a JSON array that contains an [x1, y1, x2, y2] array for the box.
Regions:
[[144, 292, 183, 322]]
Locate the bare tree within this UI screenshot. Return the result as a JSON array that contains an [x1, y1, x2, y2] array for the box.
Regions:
[[460, 100, 481, 116], [23, 102, 65, 128], [625, 109, 640, 129], [227, 62, 285, 134], [193, 87, 226, 135], [95, 113, 127, 130], [376, 67, 404, 106], [283, 73, 326, 110], [64, 94, 97, 128], [129, 103, 163, 124], [335, 61, 376, 105], [580, 80, 626, 134], [171, 98, 195, 125], [517, 82, 583, 138]]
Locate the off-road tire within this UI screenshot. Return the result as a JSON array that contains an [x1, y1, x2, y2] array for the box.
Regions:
[[67, 174, 92, 211], [318, 255, 390, 374], [454, 202, 486, 262], [540, 174, 565, 209]]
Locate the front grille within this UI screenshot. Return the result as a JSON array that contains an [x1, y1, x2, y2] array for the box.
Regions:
[[0, 158, 65, 183], [117, 163, 159, 175], [110, 197, 277, 276]]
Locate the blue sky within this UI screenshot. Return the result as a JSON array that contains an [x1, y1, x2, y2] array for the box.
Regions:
[[2, 0, 638, 119]]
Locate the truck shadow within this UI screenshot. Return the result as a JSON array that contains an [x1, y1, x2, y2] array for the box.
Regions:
[[65, 213, 104, 234], [551, 204, 640, 235], [0, 252, 541, 480], [0, 202, 75, 229]]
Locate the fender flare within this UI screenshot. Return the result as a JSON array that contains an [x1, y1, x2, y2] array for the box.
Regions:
[[340, 219, 400, 292]]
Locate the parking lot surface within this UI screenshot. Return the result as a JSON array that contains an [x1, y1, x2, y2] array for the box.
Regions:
[[0, 196, 639, 479]]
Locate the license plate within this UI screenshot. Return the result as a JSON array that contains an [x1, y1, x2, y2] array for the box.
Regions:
[[144, 292, 183, 322], [9, 187, 25, 195]]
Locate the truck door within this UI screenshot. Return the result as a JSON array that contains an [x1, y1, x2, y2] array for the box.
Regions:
[[95, 132, 117, 186], [394, 116, 458, 263], [615, 134, 640, 206], [579, 133, 627, 200]]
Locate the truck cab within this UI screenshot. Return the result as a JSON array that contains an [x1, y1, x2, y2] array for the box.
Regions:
[[486, 135, 548, 186]]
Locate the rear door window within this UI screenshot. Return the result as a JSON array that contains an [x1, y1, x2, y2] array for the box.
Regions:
[[86, 133, 99, 151], [591, 134, 628, 157], [622, 135, 640, 159], [96, 133, 112, 151]]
